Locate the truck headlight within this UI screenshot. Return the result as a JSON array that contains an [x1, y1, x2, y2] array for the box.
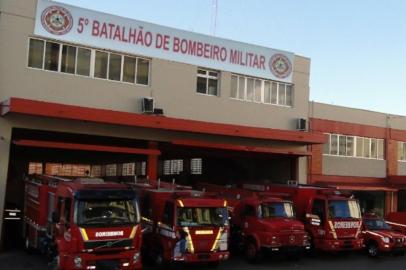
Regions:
[[133, 252, 140, 263], [73, 256, 82, 268], [382, 237, 390, 244]]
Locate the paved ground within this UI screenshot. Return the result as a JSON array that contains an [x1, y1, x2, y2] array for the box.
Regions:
[[0, 250, 405, 270]]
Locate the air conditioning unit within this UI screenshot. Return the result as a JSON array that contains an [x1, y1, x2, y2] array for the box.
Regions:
[[296, 118, 307, 131], [141, 97, 154, 113], [287, 180, 299, 186]]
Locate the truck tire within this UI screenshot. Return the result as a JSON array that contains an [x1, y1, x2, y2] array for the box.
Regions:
[[245, 240, 261, 264], [154, 247, 168, 269], [367, 242, 379, 258], [48, 254, 60, 270]]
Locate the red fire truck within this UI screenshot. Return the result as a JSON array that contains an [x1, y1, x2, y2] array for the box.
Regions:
[[243, 183, 364, 252], [130, 179, 230, 267], [24, 174, 142, 270], [199, 183, 310, 262], [362, 213, 406, 257]]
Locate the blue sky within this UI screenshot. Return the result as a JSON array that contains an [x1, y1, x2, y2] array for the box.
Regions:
[[58, 0, 406, 115]]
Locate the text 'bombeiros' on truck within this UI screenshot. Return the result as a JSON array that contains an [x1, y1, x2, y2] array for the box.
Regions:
[[199, 183, 310, 263], [129, 179, 230, 267], [24, 174, 142, 270]]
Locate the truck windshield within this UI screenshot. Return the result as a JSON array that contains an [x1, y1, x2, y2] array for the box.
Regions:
[[260, 202, 295, 218], [177, 207, 229, 227], [76, 200, 139, 227], [364, 219, 391, 230], [328, 200, 361, 219]]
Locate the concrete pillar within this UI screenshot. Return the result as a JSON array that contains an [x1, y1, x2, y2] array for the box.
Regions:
[[297, 156, 307, 184], [385, 191, 397, 215], [0, 119, 12, 251], [147, 141, 158, 180]]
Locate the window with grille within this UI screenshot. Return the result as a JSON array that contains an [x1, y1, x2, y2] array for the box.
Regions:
[[190, 158, 203, 175], [163, 159, 183, 175]]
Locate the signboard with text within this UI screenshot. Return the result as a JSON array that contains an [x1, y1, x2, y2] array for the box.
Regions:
[[34, 0, 294, 82]]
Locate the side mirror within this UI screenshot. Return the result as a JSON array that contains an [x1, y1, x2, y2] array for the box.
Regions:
[[51, 211, 60, 223]]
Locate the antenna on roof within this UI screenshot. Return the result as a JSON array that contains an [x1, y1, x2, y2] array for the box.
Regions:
[[210, 0, 218, 36]]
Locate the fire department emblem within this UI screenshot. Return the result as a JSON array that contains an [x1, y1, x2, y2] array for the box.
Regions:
[[41, 5, 73, 35], [269, 53, 292, 79]]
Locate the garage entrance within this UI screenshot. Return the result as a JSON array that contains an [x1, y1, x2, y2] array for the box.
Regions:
[[2, 127, 307, 250], [353, 191, 386, 217]]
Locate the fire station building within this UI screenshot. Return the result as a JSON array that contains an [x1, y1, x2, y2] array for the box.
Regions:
[[0, 0, 406, 250]]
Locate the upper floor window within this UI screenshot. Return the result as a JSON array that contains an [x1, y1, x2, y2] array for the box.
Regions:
[[27, 38, 150, 86], [398, 142, 406, 161], [231, 74, 293, 107], [323, 133, 384, 160], [196, 68, 219, 96]]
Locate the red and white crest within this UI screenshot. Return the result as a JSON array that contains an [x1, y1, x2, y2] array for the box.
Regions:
[[41, 5, 73, 35], [269, 53, 292, 79]]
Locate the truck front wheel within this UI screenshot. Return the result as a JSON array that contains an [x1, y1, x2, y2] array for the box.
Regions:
[[367, 242, 379, 258], [48, 252, 60, 270], [245, 240, 261, 264], [154, 247, 167, 269]]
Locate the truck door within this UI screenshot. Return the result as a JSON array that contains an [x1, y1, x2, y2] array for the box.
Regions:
[[54, 197, 72, 238], [241, 204, 258, 234], [308, 198, 326, 240], [160, 202, 175, 260]]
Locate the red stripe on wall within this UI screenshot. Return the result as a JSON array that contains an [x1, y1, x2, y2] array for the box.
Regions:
[[1, 98, 326, 144], [13, 139, 161, 155], [172, 139, 311, 156]]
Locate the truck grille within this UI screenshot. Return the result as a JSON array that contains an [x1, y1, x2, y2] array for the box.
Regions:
[[197, 253, 211, 260], [341, 240, 354, 249], [95, 260, 120, 270], [84, 239, 133, 250]]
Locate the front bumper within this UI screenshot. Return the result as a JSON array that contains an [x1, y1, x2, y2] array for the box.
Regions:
[[60, 250, 141, 270], [173, 251, 230, 263], [262, 244, 311, 252], [316, 238, 363, 251], [379, 244, 406, 253]]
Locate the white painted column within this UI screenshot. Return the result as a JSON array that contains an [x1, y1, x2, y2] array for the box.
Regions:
[[297, 156, 308, 184], [0, 118, 12, 251]]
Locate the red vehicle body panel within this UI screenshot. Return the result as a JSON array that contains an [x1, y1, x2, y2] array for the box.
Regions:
[[243, 183, 364, 252], [200, 183, 310, 256], [24, 175, 142, 270], [130, 180, 230, 265]]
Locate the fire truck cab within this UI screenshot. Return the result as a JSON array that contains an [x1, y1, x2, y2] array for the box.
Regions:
[[24, 174, 142, 270], [244, 183, 364, 252], [131, 180, 230, 266], [200, 183, 310, 262]]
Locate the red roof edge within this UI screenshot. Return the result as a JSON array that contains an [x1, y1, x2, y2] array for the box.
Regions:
[[172, 139, 311, 156], [2, 97, 326, 144]]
